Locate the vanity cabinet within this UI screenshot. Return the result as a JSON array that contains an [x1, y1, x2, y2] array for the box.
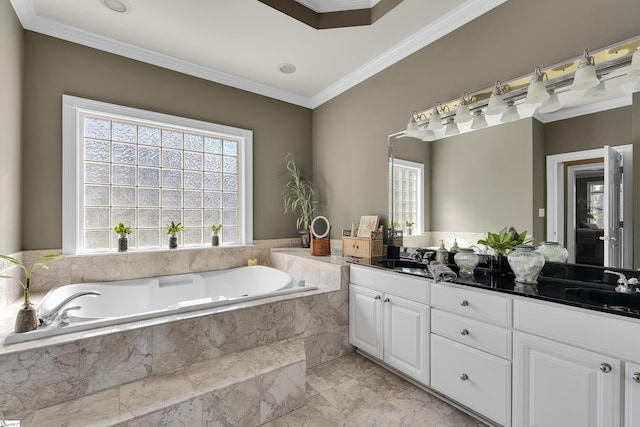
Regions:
[[625, 362, 640, 427], [349, 265, 429, 384], [430, 283, 513, 426]]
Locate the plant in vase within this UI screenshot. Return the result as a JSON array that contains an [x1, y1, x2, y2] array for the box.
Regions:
[[0, 253, 61, 332], [477, 226, 532, 274], [282, 153, 316, 248], [166, 221, 184, 249], [114, 222, 131, 252], [211, 224, 222, 246], [405, 221, 414, 236]]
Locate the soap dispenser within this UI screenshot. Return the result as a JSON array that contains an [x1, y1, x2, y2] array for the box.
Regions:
[[449, 239, 460, 253], [436, 240, 448, 264]]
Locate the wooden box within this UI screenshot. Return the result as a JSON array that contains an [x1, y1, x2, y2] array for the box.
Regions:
[[342, 228, 384, 258], [310, 226, 331, 256]]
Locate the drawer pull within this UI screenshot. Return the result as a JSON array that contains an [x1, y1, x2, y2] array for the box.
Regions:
[[374, 295, 381, 300], [600, 363, 612, 373], [460, 373, 469, 381], [460, 329, 469, 336], [633, 372, 640, 383], [460, 300, 469, 307], [384, 297, 390, 303]]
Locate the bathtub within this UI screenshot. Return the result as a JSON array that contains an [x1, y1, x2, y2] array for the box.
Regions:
[[4, 266, 316, 344]]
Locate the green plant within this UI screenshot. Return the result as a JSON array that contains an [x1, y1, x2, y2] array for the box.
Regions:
[[0, 253, 61, 308], [477, 226, 532, 256], [391, 221, 400, 229], [282, 153, 316, 230], [405, 221, 415, 227], [114, 222, 132, 238], [211, 224, 222, 235], [166, 221, 185, 237]]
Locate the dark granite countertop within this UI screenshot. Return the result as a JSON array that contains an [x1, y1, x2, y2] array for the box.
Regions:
[[348, 257, 640, 320]]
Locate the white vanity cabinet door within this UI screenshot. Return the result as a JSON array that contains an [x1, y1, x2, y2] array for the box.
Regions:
[[384, 293, 429, 384], [514, 331, 621, 427], [626, 362, 640, 427], [349, 284, 384, 359]]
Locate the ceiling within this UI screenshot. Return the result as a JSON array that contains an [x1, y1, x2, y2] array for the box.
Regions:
[[9, 0, 506, 108]]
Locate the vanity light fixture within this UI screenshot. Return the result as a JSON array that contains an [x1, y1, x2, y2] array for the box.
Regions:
[[524, 67, 550, 104], [405, 113, 421, 138], [470, 110, 488, 129], [454, 93, 474, 123], [537, 89, 562, 113], [570, 49, 600, 90], [444, 118, 460, 136], [485, 81, 507, 115], [426, 103, 447, 132], [500, 101, 520, 123], [583, 81, 607, 99]]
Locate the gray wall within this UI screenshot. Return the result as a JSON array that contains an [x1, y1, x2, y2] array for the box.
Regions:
[[313, 0, 640, 254], [0, 3, 23, 254], [21, 32, 312, 249]]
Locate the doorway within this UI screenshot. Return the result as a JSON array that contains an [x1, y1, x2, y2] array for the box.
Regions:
[[547, 145, 633, 268]]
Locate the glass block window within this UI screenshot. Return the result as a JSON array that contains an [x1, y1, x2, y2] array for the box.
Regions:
[[63, 96, 253, 254], [389, 159, 424, 234]]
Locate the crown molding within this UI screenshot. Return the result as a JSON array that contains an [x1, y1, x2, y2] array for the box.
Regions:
[[295, 0, 381, 13], [310, 0, 507, 108]]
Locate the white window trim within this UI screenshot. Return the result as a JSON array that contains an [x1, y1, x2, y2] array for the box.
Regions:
[[389, 158, 424, 235], [62, 95, 253, 255]]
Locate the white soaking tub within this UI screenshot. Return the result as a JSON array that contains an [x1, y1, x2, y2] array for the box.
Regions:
[[4, 265, 315, 344]]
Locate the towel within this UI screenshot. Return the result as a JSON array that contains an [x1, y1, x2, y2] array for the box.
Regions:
[[428, 261, 458, 283]]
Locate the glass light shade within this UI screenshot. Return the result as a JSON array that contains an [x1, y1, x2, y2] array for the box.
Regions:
[[444, 118, 459, 136], [420, 129, 435, 141], [455, 103, 472, 123], [537, 92, 562, 113], [525, 80, 550, 104], [405, 116, 420, 138], [426, 107, 443, 131], [500, 102, 520, 123], [486, 93, 505, 115], [571, 51, 599, 91], [470, 110, 487, 129], [583, 81, 607, 99], [630, 47, 640, 77]]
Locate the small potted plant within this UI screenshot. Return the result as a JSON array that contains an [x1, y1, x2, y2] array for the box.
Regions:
[[211, 224, 222, 246], [114, 222, 131, 252], [166, 221, 184, 249], [477, 226, 531, 274], [0, 253, 61, 332], [405, 221, 415, 236]]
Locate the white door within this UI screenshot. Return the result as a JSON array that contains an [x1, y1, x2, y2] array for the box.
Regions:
[[514, 332, 621, 427], [383, 293, 429, 384], [349, 284, 384, 358], [603, 145, 622, 268], [626, 362, 640, 427]]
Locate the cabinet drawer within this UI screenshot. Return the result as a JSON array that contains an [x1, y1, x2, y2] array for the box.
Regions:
[[431, 309, 511, 359], [431, 334, 511, 426], [432, 284, 512, 327], [350, 265, 429, 304]]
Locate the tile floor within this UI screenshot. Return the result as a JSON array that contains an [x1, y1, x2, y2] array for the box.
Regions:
[[264, 352, 484, 427]]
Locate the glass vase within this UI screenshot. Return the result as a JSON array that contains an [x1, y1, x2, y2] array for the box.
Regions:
[[536, 241, 569, 263], [507, 245, 545, 284], [454, 248, 479, 275]]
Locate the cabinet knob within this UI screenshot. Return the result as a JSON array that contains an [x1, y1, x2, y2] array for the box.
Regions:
[[600, 363, 612, 373], [460, 373, 469, 381], [384, 297, 390, 303], [633, 372, 640, 383], [460, 300, 469, 307], [374, 295, 381, 300], [460, 329, 469, 336]]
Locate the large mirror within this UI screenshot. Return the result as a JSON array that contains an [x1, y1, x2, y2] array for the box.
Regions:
[[390, 92, 639, 269]]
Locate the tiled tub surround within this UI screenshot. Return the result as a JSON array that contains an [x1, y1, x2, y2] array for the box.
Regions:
[[0, 245, 352, 423]]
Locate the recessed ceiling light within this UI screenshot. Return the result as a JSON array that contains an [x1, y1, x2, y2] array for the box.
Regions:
[[100, 0, 129, 13], [278, 63, 297, 74]]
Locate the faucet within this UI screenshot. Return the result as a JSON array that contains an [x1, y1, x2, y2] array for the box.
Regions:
[[604, 270, 639, 293], [38, 291, 101, 327]]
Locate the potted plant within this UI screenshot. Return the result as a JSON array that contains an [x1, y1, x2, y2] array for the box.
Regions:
[[211, 224, 222, 246], [282, 153, 316, 248], [114, 222, 131, 252], [405, 221, 415, 236], [0, 253, 61, 332], [477, 226, 531, 274], [166, 221, 184, 249]]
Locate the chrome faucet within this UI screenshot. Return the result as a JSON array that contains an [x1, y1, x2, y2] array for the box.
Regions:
[[604, 270, 640, 293], [38, 291, 101, 327]]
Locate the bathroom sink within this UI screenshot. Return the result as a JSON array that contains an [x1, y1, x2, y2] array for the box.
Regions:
[[564, 287, 640, 311], [376, 258, 432, 277]]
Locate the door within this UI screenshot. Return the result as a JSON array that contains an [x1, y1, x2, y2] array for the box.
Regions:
[[603, 145, 622, 268], [626, 362, 640, 427], [383, 293, 429, 384], [349, 284, 383, 358], [514, 332, 621, 427]]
